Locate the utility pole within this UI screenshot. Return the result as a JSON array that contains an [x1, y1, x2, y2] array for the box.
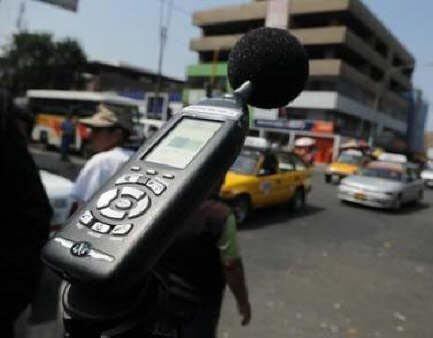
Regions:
[[154, 0, 173, 120], [16, 0, 26, 32]]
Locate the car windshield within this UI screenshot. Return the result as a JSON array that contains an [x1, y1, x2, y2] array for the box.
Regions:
[[359, 168, 402, 181], [230, 150, 260, 175], [338, 153, 363, 164]]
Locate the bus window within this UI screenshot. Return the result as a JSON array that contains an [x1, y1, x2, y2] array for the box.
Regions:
[[27, 90, 142, 155]]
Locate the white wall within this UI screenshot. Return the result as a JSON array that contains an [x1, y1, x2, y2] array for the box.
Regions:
[[288, 90, 407, 134]]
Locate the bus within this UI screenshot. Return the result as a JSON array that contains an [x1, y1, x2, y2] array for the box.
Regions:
[[27, 90, 143, 155]]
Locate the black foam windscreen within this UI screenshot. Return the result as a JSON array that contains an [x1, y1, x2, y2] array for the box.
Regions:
[[228, 27, 309, 109]]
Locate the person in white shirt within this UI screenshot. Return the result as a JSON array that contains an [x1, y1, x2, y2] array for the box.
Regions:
[[71, 104, 134, 208]]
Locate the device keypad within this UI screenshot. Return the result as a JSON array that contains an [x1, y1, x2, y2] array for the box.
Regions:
[[145, 179, 166, 195], [78, 170, 172, 237], [97, 189, 118, 209], [99, 208, 126, 220], [115, 174, 143, 185], [115, 198, 133, 210], [128, 195, 151, 218], [79, 210, 95, 226], [91, 222, 111, 234], [112, 224, 133, 236], [121, 186, 145, 200]]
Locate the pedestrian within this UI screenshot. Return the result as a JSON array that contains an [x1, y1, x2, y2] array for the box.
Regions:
[[0, 91, 52, 338], [70, 104, 134, 208], [158, 180, 251, 338], [60, 112, 76, 161]]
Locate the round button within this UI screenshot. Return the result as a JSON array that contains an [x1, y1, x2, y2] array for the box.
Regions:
[[115, 198, 133, 210]]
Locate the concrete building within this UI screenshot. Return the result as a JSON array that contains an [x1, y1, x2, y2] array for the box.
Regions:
[[425, 132, 433, 153], [84, 60, 185, 119], [187, 0, 415, 150], [84, 60, 184, 98], [407, 89, 429, 152]]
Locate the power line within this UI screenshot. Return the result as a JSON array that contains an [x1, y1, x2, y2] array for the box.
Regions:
[[153, 0, 176, 118], [154, 0, 191, 17]]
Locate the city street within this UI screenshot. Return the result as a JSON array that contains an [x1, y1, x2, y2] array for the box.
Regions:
[[24, 148, 433, 338], [2, 0, 432, 337]]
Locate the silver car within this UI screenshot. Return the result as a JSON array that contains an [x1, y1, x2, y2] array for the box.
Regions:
[[421, 162, 433, 187], [338, 161, 424, 210]]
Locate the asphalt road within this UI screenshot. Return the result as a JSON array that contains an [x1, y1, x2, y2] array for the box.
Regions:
[[23, 148, 433, 337], [219, 175, 433, 338]]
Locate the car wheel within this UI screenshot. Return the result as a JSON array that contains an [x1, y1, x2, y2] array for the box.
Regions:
[[232, 195, 251, 225], [290, 188, 306, 212], [392, 195, 402, 210], [417, 190, 424, 203], [325, 175, 331, 183]]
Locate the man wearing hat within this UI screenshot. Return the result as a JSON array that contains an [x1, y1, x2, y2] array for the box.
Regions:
[[71, 104, 134, 208]]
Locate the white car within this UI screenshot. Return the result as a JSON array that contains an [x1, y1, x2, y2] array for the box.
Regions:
[[40, 170, 73, 232], [338, 161, 424, 210], [421, 162, 433, 187]]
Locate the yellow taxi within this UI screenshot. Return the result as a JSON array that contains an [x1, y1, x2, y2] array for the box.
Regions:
[[325, 149, 368, 183], [220, 138, 312, 223]]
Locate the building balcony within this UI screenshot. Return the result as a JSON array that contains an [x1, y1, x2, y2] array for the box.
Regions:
[[191, 25, 411, 91], [288, 91, 407, 133], [186, 59, 409, 114], [193, 0, 414, 78]]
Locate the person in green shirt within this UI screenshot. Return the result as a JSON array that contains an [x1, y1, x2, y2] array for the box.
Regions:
[[158, 186, 251, 338]]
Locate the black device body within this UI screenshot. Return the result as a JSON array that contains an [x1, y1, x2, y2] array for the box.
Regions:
[[42, 96, 248, 294]]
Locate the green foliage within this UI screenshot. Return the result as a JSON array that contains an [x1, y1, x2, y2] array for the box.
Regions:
[[0, 32, 87, 95]]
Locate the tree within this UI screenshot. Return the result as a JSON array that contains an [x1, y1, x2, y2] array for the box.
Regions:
[[0, 32, 87, 96]]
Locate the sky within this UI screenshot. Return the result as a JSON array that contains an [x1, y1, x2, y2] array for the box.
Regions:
[[0, 0, 432, 129]]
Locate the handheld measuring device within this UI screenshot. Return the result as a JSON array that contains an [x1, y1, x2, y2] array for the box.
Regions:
[[42, 96, 249, 291]]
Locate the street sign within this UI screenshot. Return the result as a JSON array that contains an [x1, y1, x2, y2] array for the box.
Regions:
[[33, 0, 79, 12]]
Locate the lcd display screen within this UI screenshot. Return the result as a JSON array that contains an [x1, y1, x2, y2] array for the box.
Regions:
[[144, 119, 222, 169]]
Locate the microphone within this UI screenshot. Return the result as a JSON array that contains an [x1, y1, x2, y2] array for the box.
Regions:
[[228, 27, 309, 109]]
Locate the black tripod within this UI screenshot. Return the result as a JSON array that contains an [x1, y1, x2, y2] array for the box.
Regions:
[[60, 270, 199, 338]]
